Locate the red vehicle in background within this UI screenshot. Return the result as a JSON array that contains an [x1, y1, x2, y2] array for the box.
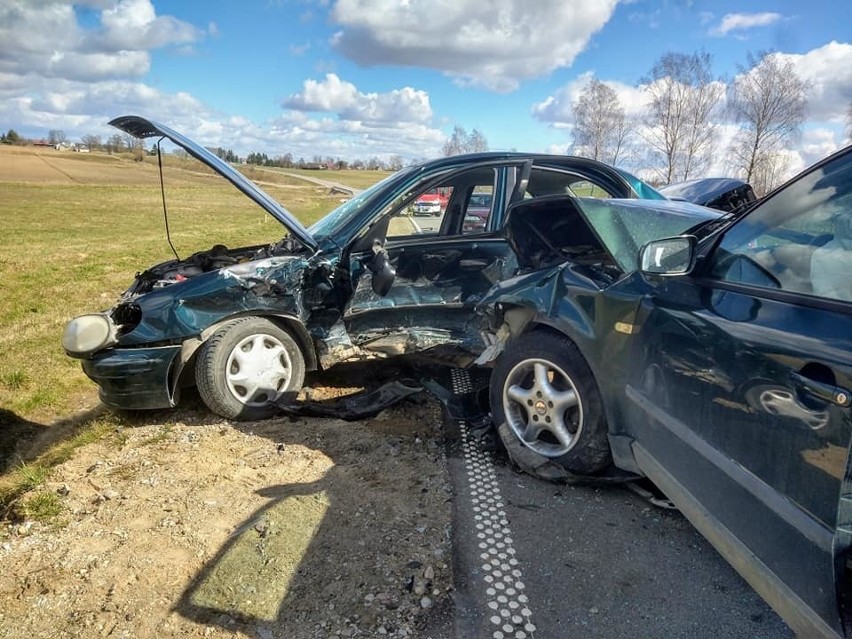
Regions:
[[411, 188, 450, 216]]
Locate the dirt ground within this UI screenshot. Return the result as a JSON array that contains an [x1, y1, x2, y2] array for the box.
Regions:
[[0, 375, 455, 639]]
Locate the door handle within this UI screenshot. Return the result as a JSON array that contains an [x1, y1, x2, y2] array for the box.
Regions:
[[789, 371, 852, 407]]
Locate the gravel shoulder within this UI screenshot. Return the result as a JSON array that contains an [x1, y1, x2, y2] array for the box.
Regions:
[[0, 385, 454, 639]]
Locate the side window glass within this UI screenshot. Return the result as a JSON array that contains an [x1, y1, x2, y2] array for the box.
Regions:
[[570, 179, 614, 199], [387, 167, 498, 240], [461, 187, 494, 235], [387, 186, 453, 238], [708, 150, 852, 301], [526, 168, 615, 199]]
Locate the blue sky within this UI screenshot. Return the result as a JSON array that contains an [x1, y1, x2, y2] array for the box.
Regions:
[[1, 0, 851, 176]]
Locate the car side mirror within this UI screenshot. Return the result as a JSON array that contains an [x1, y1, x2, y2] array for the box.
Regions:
[[640, 236, 696, 275]]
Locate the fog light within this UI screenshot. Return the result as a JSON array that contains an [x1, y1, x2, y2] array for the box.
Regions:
[[62, 314, 115, 356]]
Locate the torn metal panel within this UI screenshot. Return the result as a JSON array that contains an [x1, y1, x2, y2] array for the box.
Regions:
[[344, 274, 465, 315], [275, 380, 423, 420], [313, 319, 363, 369]]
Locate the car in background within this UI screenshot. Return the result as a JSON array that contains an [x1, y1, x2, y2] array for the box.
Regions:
[[411, 189, 448, 216], [659, 177, 757, 213], [62, 115, 687, 423], [479, 144, 852, 637], [462, 192, 493, 233]]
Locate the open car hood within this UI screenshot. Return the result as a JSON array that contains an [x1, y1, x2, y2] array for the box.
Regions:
[[109, 115, 318, 253]]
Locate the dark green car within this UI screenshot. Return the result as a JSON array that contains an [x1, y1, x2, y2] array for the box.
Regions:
[[62, 115, 685, 422], [480, 145, 852, 638]]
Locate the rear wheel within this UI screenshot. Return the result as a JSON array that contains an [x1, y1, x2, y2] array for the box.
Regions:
[[195, 317, 305, 420], [490, 331, 611, 477]]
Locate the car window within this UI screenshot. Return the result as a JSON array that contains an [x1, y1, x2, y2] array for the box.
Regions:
[[385, 186, 452, 237], [386, 168, 497, 239], [461, 187, 494, 235], [708, 149, 852, 301], [309, 167, 415, 241], [614, 167, 668, 200], [526, 167, 616, 199]]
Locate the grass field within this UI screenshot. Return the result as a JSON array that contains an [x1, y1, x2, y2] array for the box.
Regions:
[[0, 145, 382, 424]]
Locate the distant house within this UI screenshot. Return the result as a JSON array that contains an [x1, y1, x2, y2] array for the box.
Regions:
[[303, 162, 327, 170]]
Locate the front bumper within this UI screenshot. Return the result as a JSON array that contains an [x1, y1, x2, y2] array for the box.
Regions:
[[81, 345, 183, 410]]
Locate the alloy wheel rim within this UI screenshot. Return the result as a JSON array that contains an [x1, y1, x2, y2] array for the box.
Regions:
[[502, 358, 583, 457]]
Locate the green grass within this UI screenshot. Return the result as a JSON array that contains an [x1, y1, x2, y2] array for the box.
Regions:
[[254, 166, 393, 190], [0, 167, 378, 421], [141, 424, 174, 446], [0, 151, 384, 523], [0, 413, 128, 520], [15, 462, 50, 491], [17, 491, 62, 522]]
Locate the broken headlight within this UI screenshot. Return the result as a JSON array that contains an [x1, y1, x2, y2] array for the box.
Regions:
[[62, 314, 116, 356]]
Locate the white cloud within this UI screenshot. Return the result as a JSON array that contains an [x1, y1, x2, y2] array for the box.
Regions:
[[531, 72, 647, 126], [0, 0, 200, 82], [329, 0, 619, 92], [709, 12, 783, 37], [283, 73, 433, 125], [93, 0, 200, 51], [264, 110, 446, 160], [284, 74, 360, 112], [773, 42, 852, 123], [799, 127, 841, 168], [0, 76, 206, 133], [276, 74, 445, 158]]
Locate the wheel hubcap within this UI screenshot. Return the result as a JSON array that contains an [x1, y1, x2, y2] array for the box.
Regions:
[[225, 333, 292, 407], [502, 358, 583, 457]]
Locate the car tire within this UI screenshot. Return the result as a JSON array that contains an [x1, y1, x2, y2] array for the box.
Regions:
[[490, 331, 611, 477], [195, 317, 305, 421]]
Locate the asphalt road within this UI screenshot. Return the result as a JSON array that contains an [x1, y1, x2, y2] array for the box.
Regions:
[[444, 419, 794, 639]]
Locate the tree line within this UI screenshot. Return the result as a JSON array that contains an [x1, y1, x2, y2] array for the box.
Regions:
[[569, 49, 829, 195], [6, 47, 852, 193]]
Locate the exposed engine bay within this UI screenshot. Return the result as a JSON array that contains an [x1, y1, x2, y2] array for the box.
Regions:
[[122, 238, 303, 298]]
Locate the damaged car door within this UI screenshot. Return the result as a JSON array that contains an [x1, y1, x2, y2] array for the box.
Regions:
[[342, 161, 525, 361], [629, 146, 852, 638]]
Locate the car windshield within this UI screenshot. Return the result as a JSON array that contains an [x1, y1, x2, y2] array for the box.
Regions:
[[576, 198, 719, 272], [614, 167, 668, 201], [308, 167, 417, 242]]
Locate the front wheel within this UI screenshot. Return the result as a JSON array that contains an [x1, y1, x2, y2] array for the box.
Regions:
[[195, 317, 305, 421], [490, 331, 611, 477]]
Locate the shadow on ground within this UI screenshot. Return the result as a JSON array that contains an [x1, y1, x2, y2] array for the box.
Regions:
[[171, 361, 454, 638]]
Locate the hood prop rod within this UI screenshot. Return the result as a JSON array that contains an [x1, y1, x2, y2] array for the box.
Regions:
[[156, 138, 180, 261]]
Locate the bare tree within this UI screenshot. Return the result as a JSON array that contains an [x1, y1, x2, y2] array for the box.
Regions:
[[106, 133, 123, 153], [81, 134, 102, 150], [571, 77, 631, 165], [641, 51, 724, 183], [48, 129, 67, 146], [750, 151, 791, 197], [442, 126, 489, 156], [121, 132, 143, 152], [467, 129, 489, 153], [727, 51, 807, 194]]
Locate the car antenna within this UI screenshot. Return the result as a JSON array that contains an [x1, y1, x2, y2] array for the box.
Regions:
[[155, 137, 180, 261]]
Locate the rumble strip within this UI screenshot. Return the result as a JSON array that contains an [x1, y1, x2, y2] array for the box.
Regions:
[[451, 369, 538, 639]]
